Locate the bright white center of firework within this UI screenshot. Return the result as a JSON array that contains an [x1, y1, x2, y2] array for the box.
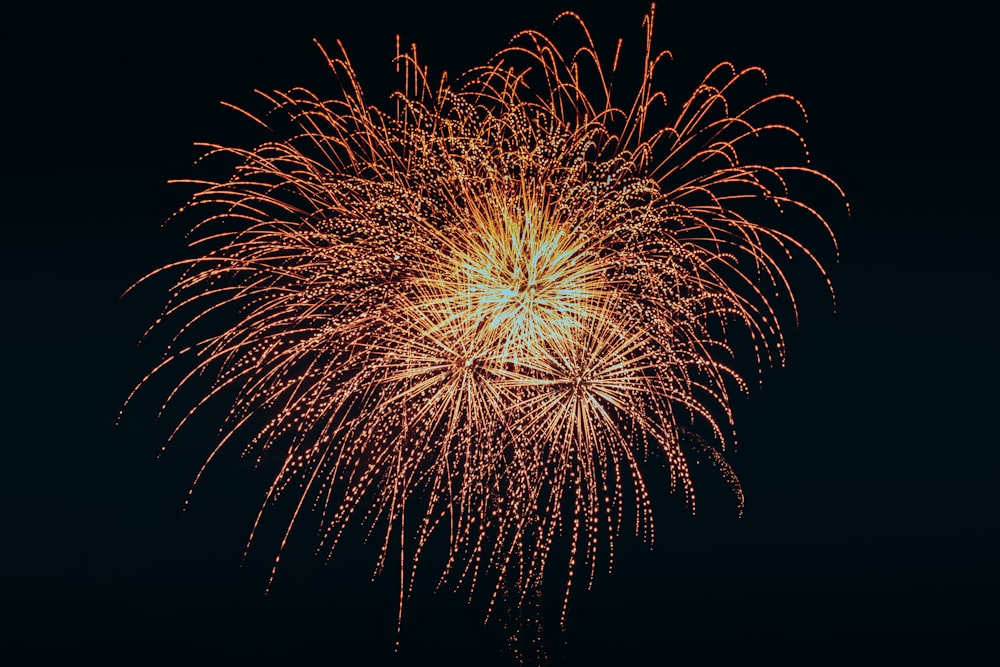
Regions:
[[436, 197, 606, 364]]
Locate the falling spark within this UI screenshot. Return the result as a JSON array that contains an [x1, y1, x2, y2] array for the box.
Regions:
[[124, 5, 845, 643]]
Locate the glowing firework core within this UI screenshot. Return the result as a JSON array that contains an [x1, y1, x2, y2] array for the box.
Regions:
[[443, 194, 601, 362]]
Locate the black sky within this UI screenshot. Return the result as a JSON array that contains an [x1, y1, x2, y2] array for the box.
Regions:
[[2, 1, 997, 664]]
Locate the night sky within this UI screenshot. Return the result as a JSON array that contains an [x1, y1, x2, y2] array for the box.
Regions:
[[3, 1, 996, 664]]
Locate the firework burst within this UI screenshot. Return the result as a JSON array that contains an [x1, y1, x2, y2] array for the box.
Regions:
[[125, 5, 845, 643]]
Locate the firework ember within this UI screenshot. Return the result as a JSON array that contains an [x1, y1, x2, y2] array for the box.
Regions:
[[125, 5, 844, 638]]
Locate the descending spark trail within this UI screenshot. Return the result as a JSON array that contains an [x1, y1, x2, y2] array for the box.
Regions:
[[125, 5, 845, 644]]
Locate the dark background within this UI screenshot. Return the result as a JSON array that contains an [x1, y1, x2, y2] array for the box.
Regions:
[[3, 1, 996, 664]]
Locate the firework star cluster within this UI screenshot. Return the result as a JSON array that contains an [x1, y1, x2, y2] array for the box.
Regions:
[[127, 8, 844, 631]]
